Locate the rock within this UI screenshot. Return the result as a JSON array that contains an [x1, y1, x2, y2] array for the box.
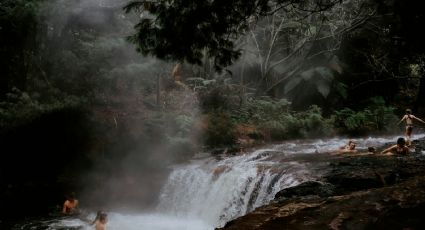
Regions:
[[218, 175, 425, 230], [274, 181, 336, 201], [217, 138, 425, 230]]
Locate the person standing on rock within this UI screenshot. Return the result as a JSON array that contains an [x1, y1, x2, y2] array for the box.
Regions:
[[398, 109, 425, 146]]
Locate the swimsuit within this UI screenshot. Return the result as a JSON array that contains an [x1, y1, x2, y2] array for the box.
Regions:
[[396, 146, 408, 155], [406, 115, 414, 134]]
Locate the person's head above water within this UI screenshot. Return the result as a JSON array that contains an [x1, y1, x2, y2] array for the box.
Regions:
[[348, 140, 356, 150], [368, 147, 376, 153], [99, 212, 107, 222], [397, 137, 406, 146]]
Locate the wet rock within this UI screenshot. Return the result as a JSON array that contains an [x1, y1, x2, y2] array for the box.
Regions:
[[274, 181, 335, 200], [217, 138, 425, 230], [217, 175, 425, 230]]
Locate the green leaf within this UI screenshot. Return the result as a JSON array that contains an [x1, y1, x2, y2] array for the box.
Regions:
[[314, 67, 334, 98], [315, 67, 334, 81], [284, 77, 302, 94], [316, 80, 331, 98], [300, 68, 315, 81], [281, 21, 303, 29]]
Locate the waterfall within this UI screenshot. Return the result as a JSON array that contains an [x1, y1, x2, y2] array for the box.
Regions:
[[156, 133, 425, 228], [157, 149, 315, 228], [17, 134, 425, 230]]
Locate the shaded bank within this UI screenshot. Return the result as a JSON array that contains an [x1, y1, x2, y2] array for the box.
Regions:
[[0, 107, 92, 228]]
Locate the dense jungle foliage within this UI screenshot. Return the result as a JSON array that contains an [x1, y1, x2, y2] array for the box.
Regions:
[[1, 0, 425, 220]]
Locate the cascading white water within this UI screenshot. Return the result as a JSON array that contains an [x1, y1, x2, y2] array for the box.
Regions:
[[155, 133, 425, 228], [36, 133, 425, 230], [156, 149, 315, 228]]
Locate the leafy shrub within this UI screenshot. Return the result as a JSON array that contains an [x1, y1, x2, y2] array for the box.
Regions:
[[334, 108, 373, 134], [301, 105, 335, 137], [0, 88, 84, 131], [365, 97, 398, 131], [231, 99, 336, 140], [334, 97, 397, 135], [232, 97, 291, 124], [279, 113, 304, 138], [262, 120, 286, 140], [204, 110, 236, 148]]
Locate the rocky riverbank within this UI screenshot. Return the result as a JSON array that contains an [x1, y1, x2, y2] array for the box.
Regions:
[[217, 138, 425, 230]]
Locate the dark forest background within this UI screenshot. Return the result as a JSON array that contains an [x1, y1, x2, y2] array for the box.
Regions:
[[1, 0, 425, 223]]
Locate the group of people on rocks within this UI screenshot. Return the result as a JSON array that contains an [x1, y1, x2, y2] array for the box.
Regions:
[[62, 192, 108, 230], [338, 108, 425, 155]]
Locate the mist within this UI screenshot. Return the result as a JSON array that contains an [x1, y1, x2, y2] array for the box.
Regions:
[[36, 0, 202, 212]]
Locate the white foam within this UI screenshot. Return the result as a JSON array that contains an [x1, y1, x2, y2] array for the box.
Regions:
[[45, 133, 425, 229], [46, 213, 212, 230]]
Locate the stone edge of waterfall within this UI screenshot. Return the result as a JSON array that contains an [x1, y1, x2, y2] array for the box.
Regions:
[[216, 138, 425, 230]]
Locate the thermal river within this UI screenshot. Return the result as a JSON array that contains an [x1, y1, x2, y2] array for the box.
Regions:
[[12, 134, 425, 230]]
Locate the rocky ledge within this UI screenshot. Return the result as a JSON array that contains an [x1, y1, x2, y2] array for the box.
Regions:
[[217, 139, 425, 230]]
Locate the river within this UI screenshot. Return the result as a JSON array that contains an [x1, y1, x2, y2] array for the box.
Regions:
[[9, 134, 425, 230]]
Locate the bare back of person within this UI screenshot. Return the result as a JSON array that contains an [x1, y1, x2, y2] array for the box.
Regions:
[[95, 221, 106, 230], [398, 109, 425, 146], [95, 212, 108, 230], [62, 198, 79, 215], [381, 137, 410, 155]]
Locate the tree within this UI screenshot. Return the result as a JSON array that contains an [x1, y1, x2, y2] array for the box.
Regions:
[[0, 0, 40, 99], [234, 0, 373, 97], [124, 0, 342, 70], [391, 0, 425, 112], [334, 0, 425, 110]]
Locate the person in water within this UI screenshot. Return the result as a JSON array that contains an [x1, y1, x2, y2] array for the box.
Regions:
[[381, 137, 409, 155], [398, 109, 425, 145], [91, 211, 103, 225], [368, 147, 377, 153], [62, 192, 79, 215], [338, 140, 357, 153], [95, 212, 108, 230]]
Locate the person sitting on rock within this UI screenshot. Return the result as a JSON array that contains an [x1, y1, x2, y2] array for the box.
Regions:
[[381, 137, 409, 155]]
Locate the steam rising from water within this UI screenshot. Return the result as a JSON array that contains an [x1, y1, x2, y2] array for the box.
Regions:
[[39, 0, 201, 210], [12, 134, 424, 229]]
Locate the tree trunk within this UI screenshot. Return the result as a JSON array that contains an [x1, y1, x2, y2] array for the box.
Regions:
[[414, 75, 425, 114], [156, 74, 161, 107]]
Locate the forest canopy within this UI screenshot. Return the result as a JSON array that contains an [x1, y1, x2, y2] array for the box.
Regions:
[[124, 0, 343, 70], [124, 0, 425, 110]]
